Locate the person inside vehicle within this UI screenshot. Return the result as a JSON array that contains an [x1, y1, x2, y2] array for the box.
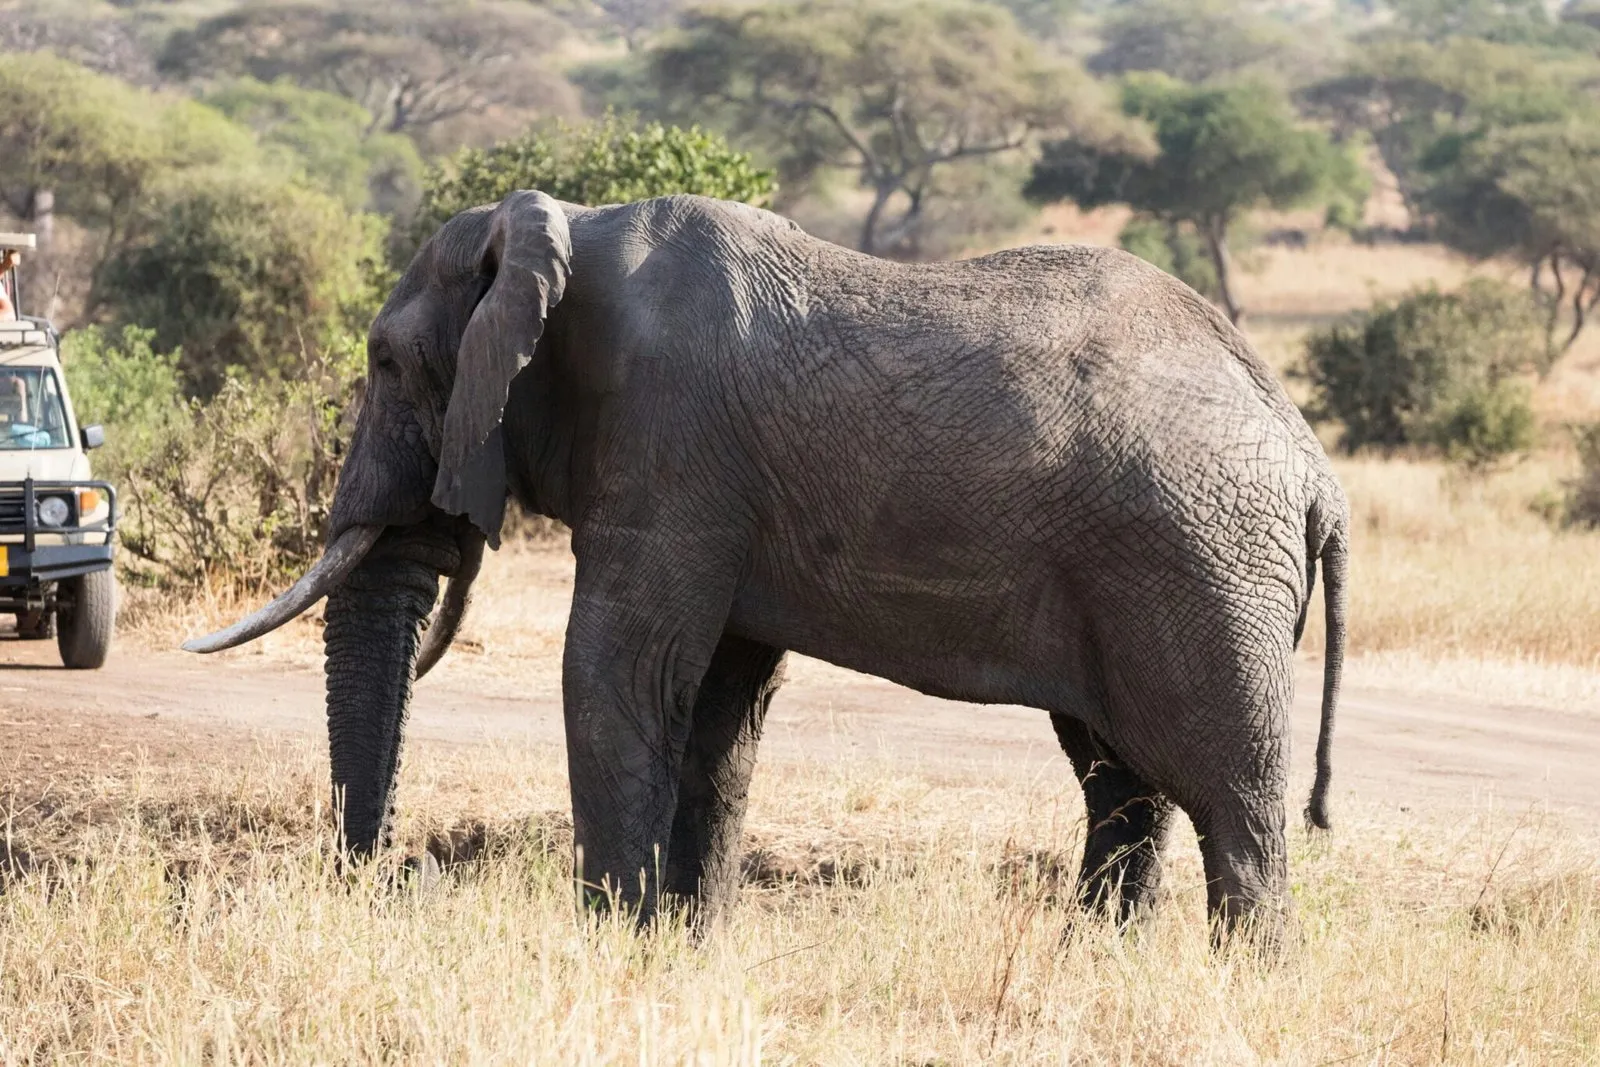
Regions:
[[0, 371, 29, 425]]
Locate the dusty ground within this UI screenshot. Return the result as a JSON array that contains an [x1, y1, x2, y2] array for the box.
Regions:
[[2, 556, 1597, 822]]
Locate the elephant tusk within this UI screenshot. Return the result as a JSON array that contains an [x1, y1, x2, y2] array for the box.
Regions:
[[413, 530, 485, 680], [181, 525, 385, 654]]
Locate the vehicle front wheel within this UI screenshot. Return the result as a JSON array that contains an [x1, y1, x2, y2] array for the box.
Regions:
[[58, 569, 115, 669]]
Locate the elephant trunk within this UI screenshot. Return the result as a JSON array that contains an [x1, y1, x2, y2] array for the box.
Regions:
[[322, 553, 439, 857]]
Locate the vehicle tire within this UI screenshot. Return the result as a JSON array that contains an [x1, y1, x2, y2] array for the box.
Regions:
[[14, 607, 54, 640], [57, 569, 115, 669]]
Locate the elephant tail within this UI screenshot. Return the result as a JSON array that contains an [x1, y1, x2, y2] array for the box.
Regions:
[[1305, 517, 1348, 832]]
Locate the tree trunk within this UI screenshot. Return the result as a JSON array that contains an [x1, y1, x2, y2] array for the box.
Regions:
[[859, 184, 896, 257], [1203, 218, 1245, 325]]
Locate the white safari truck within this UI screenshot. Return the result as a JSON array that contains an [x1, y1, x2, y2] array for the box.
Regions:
[[0, 233, 116, 668]]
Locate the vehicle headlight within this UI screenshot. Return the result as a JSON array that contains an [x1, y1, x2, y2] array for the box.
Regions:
[[36, 495, 70, 527]]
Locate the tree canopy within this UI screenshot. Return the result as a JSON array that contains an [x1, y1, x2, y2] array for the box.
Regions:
[[202, 78, 423, 215], [646, 0, 1124, 258], [99, 175, 385, 392], [1419, 115, 1600, 368], [1088, 0, 1319, 86], [1028, 75, 1365, 323], [159, 0, 580, 149]]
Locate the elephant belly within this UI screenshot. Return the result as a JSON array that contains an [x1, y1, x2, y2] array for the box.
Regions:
[[725, 550, 1100, 719]]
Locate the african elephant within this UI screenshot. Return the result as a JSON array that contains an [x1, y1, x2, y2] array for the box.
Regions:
[[187, 191, 1349, 937]]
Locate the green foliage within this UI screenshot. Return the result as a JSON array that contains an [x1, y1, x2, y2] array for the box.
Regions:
[[1426, 379, 1536, 469], [1302, 281, 1541, 465], [0, 53, 170, 232], [1302, 37, 1595, 206], [1116, 216, 1220, 300], [202, 78, 423, 215], [62, 324, 361, 591], [61, 326, 185, 459], [1088, 0, 1316, 85], [646, 0, 1117, 257], [1418, 114, 1600, 369], [418, 114, 775, 232], [1307, 35, 1600, 366], [99, 176, 387, 392], [1031, 74, 1364, 225], [1028, 74, 1365, 320]]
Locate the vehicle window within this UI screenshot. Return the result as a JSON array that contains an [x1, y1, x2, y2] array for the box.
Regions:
[[0, 367, 70, 449]]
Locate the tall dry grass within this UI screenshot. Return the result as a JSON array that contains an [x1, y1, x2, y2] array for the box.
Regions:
[[2, 739, 1597, 1063]]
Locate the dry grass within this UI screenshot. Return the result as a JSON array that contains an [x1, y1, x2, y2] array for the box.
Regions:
[[1299, 455, 1600, 668], [2, 735, 1598, 1064]]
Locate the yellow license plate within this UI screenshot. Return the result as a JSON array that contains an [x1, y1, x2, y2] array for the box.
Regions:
[[0, 545, 8, 577]]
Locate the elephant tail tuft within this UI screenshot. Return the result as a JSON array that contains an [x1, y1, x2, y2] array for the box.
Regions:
[[1305, 516, 1348, 833]]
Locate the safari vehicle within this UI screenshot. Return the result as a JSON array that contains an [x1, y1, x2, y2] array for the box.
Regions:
[[0, 233, 116, 668]]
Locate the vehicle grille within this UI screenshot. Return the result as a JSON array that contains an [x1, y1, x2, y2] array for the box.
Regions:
[[0, 491, 23, 527]]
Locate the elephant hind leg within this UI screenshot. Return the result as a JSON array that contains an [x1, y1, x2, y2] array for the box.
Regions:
[[1050, 712, 1174, 924], [664, 634, 787, 929], [1091, 598, 1298, 944]]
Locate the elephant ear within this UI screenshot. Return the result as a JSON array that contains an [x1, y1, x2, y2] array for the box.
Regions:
[[431, 190, 571, 548]]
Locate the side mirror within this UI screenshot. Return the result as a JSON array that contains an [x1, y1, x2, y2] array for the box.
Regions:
[[80, 424, 104, 450]]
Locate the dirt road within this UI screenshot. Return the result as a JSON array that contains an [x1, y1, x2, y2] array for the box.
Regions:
[[2, 634, 1596, 818]]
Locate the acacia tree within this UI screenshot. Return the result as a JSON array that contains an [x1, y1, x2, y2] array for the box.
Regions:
[[1028, 75, 1364, 323], [1419, 116, 1600, 371], [1299, 37, 1588, 220], [648, 0, 1121, 258], [159, 0, 578, 142]]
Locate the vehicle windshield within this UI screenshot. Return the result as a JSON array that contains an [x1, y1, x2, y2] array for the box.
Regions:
[[0, 367, 70, 449]]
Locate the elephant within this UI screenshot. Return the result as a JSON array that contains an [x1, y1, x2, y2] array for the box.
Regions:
[[186, 190, 1349, 938]]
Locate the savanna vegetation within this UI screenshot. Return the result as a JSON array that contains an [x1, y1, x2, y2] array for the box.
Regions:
[[3, 0, 1600, 1061]]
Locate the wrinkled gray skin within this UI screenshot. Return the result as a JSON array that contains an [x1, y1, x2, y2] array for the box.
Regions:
[[189, 191, 1349, 939]]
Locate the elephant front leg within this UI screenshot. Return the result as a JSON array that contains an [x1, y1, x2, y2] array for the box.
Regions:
[[561, 532, 742, 923], [664, 635, 787, 929]]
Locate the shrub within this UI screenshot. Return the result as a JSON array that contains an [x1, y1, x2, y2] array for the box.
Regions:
[[61, 325, 185, 461], [416, 113, 776, 240], [1303, 280, 1542, 465], [64, 325, 361, 592], [99, 176, 387, 394]]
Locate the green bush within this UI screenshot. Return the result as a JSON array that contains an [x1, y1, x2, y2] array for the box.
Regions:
[[416, 113, 776, 240], [1303, 280, 1542, 465], [61, 326, 185, 461], [100, 176, 387, 394], [63, 325, 361, 592]]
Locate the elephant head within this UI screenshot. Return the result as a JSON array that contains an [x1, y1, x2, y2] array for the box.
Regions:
[[184, 190, 571, 856]]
